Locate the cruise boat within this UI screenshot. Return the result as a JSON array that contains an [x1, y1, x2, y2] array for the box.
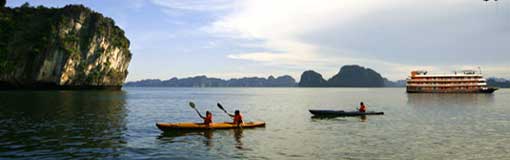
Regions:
[[406, 70, 498, 93]]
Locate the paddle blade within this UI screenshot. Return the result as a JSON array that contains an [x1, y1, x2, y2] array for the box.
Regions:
[[189, 102, 196, 109], [217, 103, 225, 110]]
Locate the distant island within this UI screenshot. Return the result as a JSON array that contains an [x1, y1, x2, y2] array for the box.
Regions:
[[298, 65, 403, 87], [126, 65, 407, 88], [487, 78, 510, 88], [0, 3, 131, 90]]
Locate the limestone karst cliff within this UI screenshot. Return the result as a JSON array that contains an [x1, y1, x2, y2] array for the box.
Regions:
[[298, 70, 327, 87], [0, 4, 131, 89], [298, 65, 387, 87], [327, 65, 385, 87]]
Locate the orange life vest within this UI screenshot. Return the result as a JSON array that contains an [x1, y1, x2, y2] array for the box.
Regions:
[[233, 113, 243, 124], [359, 104, 366, 112], [204, 115, 213, 125]]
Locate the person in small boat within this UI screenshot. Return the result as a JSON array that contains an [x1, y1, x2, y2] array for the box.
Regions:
[[200, 111, 213, 125], [228, 110, 243, 125], [358, 102, 367, 112]]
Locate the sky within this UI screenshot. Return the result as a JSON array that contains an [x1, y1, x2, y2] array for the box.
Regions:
[[7, 0, 510, 81]]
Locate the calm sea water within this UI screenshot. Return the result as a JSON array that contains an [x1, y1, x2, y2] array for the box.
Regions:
[[1, 88, 509, 159]]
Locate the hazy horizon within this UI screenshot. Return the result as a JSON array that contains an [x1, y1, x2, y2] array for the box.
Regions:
[[8, 0, 510, 81]]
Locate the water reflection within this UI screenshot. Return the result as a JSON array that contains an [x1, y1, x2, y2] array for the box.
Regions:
[[359, 115, 367, 122], [407, 93, 495, 107], [233, 129, 243, 149], [157, 129, 245, 149], [311, 115, 369, 122], [0, 90, 127, 159], [158, 130, 213, 146]]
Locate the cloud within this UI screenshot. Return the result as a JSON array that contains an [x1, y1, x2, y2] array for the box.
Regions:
[[205, 0, 510, 80], [150, 0, 238, 12]]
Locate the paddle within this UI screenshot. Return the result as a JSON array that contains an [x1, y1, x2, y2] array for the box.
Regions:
[[189, 102, 205, 118], [217, 103, 233, 116]]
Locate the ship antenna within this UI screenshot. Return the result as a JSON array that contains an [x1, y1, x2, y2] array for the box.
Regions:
[[478, 66, 482, 75]]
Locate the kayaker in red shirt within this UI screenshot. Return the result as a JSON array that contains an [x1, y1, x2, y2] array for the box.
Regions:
[[229, 110, 243, 126], [359, 102, 367, 112], [200, 111, 213, 125]]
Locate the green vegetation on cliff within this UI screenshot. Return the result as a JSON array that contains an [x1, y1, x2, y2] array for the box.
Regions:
[[0, 3, 131, 89]]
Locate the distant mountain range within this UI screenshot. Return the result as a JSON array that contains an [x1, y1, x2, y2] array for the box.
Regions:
[[125, 65, 510, 88], [125, 75, 297, 87], [126, 65, 407, 87]]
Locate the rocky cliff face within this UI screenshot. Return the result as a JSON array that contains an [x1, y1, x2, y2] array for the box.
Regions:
[[0, 4, 131, 89], [298, 70, 327, 87]]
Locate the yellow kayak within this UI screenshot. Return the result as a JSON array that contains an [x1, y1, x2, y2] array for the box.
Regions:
[[156, 121, 265, 131]]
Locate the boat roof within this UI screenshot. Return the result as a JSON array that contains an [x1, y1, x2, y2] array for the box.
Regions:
[[413, 74, 482, 77], [411, 70, 482, 77]]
